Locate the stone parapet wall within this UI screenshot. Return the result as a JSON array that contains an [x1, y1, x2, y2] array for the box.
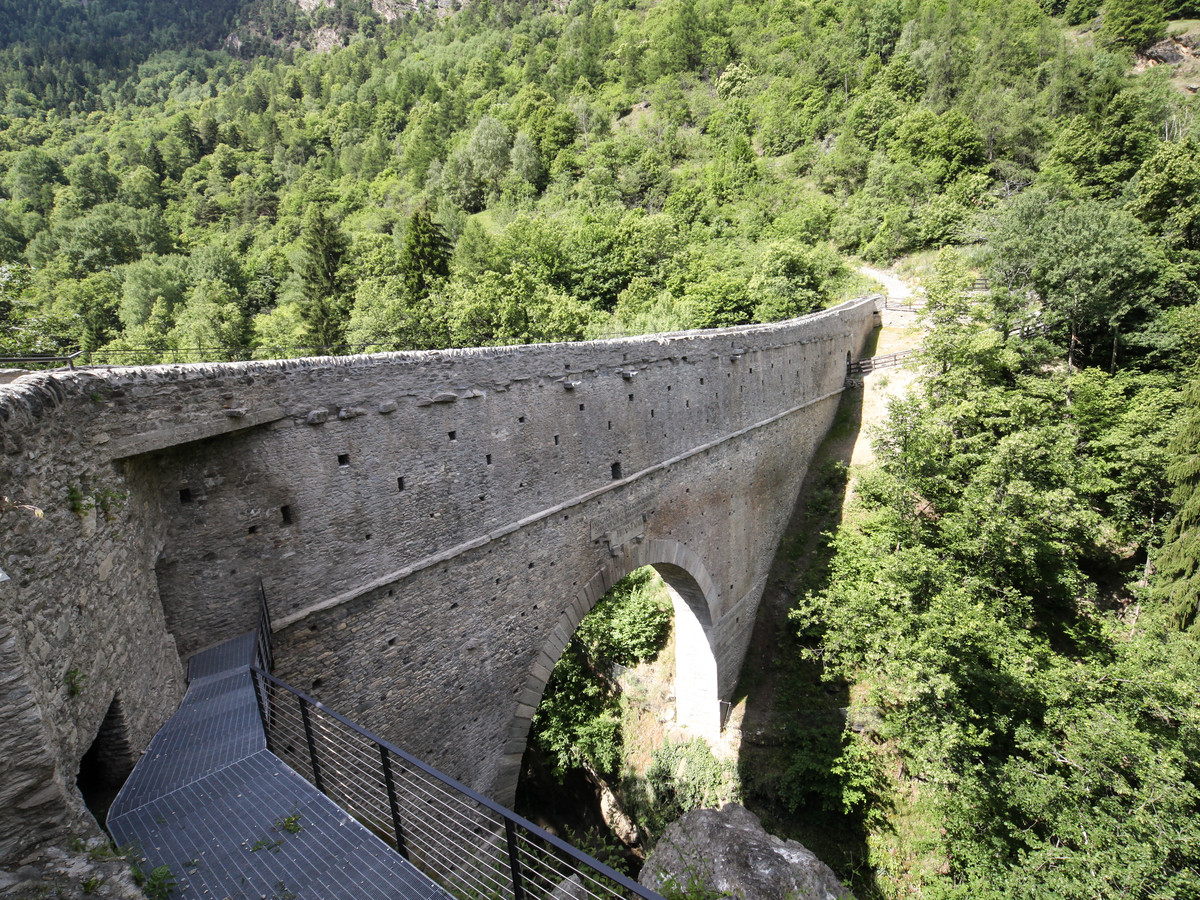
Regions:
[[0, 376, 185, 865]]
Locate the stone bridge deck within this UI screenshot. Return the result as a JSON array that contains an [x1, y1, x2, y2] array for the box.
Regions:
[[107, 634, 446, 900]]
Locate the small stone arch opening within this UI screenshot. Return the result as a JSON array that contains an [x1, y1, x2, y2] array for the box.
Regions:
[[76, 694, 135, 829]]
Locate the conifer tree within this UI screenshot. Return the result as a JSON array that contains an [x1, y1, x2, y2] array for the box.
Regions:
[[294, 204, 348, 351], [1101, 0, 1166, 50], [400, 207, 451, 302], [1154, 378, 1200, 630]]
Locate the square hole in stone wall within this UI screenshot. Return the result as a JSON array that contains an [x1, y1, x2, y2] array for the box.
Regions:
[[486, 454, 493, 465], [280, 505, 293, 525], [448, 430, 457, 441], [179, 488, 192, 504], [337, 453, 350, 467]]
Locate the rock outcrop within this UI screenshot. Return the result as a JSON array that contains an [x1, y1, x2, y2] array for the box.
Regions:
[[639, 803, 851, 900]]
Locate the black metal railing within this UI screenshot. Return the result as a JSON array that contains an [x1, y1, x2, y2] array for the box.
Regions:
[[848, 350, 914, 377], [254, 578, 273, 673], [0, 350, 83, 370], [250, 667, 663, 900]]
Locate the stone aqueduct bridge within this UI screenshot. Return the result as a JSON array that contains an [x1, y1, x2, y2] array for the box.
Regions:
[[0, 297, 878, 864]]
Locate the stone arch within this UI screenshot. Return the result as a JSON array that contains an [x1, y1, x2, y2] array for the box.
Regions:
[[496, 539, 721, 803]]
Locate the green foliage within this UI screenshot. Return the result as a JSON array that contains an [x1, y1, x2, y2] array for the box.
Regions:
[[1128, 138, 1200, 256], [289, 202, 349, 350], [1100, 0, 1166, 50], [778, 727, 886, 826], [984, 193, 1169, 372], [796, 264, 1200, 895], [399, 207, 452, 303], [64, 668, 87, 698], [0, 0, 1185, 367], [628, 739, 740, 837], [530, 568, 670, 779], [131, 861, 176, 900], [748, 241, 846, 323], [274, 811, 303, 834], [1153, 378, 1200, 629]]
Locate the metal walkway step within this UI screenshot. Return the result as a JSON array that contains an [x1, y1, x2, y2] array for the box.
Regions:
[[107, 635, 447, 900]]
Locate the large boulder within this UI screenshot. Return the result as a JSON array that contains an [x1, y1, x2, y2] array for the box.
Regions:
[[639, 803, 851, 900]]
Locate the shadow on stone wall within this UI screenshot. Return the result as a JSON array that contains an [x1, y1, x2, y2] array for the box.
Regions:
[[731, 349, 878, 895]]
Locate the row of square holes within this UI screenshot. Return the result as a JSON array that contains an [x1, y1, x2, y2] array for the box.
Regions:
[[176, 358, 821, 518], [180, 457, 626, 515]]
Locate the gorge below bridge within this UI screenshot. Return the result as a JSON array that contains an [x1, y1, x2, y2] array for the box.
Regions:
[[0, 296, 878, 864]]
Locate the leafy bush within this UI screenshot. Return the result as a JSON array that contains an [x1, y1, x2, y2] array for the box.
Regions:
[[626, 739, 740, 838], [577, 568, 672, 667]]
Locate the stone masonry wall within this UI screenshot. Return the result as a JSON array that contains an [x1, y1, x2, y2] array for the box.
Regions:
[[0, 296, 876, 861], [0, 376, 185, 865]]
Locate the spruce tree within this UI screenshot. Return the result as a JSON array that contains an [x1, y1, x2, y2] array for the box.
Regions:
[[294, 205, 348, 351], [1101, 0, 1166, 50], [1154, 378, 1200, 630], [400, 207, 452, 302]]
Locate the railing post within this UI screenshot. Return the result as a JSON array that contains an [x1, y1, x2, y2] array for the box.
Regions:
[[299, 696, 324, 793], [257, 578, 274, 672], [251, 670, 274, 754], [379, 746, 409, 860], [504, 819, 526, 900]]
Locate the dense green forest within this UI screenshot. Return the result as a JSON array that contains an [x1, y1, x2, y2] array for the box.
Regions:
[[5, 0, 1195, 361], [5, 0, 1200, 895]]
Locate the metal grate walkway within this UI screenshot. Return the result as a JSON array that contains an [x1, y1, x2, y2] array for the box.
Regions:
[[107, 635, 447, 900]]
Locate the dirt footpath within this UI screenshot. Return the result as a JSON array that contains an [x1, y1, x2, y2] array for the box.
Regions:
[[849, 269, 924, 468]]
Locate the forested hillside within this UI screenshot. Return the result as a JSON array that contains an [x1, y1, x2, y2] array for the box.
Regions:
[[2, 0, 1193, 362], [4, 0, 1200, 895]]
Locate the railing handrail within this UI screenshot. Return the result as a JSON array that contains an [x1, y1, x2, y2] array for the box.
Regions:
[[848, 349, 914, 376], [0, 350, 83, 368], [250, 665, 663, 900]]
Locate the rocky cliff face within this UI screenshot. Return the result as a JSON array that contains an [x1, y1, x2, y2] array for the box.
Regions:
[[290, 0, 454, 21], [639, 803, 851, 900]]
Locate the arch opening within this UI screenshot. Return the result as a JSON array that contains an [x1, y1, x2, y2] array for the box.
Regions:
[[653, 563, 720, 740], [498, 540, 723, 805], [76, 694, 135, 830], [513, 560, 727, 864]]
